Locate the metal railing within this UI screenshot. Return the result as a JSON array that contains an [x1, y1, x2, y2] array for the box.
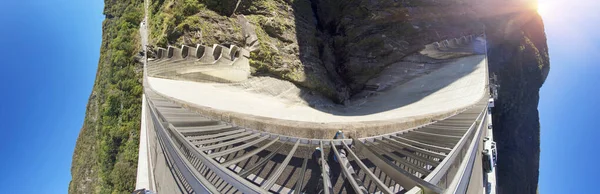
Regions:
[[446, 109, 487, 193], [406, 105, 488, 194], [147, 95, 271, 194], [146, 96, 218, 193]]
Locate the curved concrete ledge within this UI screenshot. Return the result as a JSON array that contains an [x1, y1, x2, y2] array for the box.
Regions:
[[153, 87, 480, 139], [149, 43, 250, 83], [461, 37, 468, 45], [455, 38, 463, 45], [147, 54, 487, 139], [448, 39, 460, 48], [420, 34, 482, 59]]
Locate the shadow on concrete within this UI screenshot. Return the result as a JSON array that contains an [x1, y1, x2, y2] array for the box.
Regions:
[[308, 55, 482, 116], [289, 0, 484, 117]]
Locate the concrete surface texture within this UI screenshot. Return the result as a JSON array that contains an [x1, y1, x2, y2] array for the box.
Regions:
[[148, 44, 250, 83], [147, 55, 487, 138], [421, 35, 481, 59]]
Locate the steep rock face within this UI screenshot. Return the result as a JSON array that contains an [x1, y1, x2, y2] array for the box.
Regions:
[[312, 0, 482, 93], [482, 0, 549, 193]]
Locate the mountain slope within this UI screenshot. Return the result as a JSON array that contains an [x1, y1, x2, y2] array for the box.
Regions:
[[69, 1, 144, 193]]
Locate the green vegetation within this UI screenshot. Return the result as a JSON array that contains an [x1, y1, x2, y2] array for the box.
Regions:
[[149, 0, 245, 47], [69, 0, 143, 193]]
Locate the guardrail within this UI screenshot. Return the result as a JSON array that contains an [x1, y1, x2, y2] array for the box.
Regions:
[[446, 108, 487, 193], [406, 105, 488, 194], [146, 94, 271, 194], [146, 95, 218, 193]]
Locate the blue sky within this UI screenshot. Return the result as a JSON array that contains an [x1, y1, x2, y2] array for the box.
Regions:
[[0, 0, 104, 193], [0, 0, 596, 193], [538, 0, 600, 193]]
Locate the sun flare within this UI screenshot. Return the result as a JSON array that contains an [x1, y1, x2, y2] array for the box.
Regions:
[[537, 3, 547, 16]]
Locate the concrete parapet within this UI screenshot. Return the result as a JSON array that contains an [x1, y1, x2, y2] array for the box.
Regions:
[[181, 45, 191, 58], [156, 47, 167, 59], [455, 38, 462, 45], [421, 34, 481, 59], [443, 40, 451, 48], [166, 46, 174, 58], [436, 42, 448, 51], [197, 45, 214, 63], [194, 45, 205, 59], [212, 44, 224, 60], [448, 39, 459, 48], [229, 45, 240, 60], [461, 37, 468, 44], [168, 46, 184, 59], [149, 43, 251, 83], [152, 88, 484, 139]]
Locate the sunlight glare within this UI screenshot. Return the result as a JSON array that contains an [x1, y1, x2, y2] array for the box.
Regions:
[[537, 3, 547, 16]]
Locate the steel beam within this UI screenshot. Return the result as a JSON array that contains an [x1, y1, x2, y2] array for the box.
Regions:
[[425, 108, 484, 186], [417, 128, 466, 136], [402, 133, 457, 147], [367, 141, 430, 176], [262, 140, 300, 190], [319, 141, 334, 194], [165, 123, 269, 193], [342, 142, 393, 194], [239, 142, 285, 177], [208, 135, 270, 158], [193, 131, 253, 145], [411, 131, 462, 141], [378, 138, 442, 166], [353, 139, 442, 194], [294, 153, 310, 194], [425, 125, 467, 130], [383, 137, 446, 159], [187, 129, 247, 141], [198, 133, 261, 151], [222, 137, 280, 167], [168, 118, 221, 127], [330, 141, 367, 194], [146, 103, 219, 193], [180, 127, 238, 137], [391, 136, 452, 153]]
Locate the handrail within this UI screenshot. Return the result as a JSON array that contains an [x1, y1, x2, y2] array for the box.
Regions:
[[406, 104, 487, 194], [353, 138, 443, 194], [146, 96, 218, 193], [165, 123, 269, 193], [425, 105, 485, 184], [445, 108, 488, 193]]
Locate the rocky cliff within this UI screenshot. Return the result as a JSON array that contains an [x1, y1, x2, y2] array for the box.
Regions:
[[482, 0, 549, 193]]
